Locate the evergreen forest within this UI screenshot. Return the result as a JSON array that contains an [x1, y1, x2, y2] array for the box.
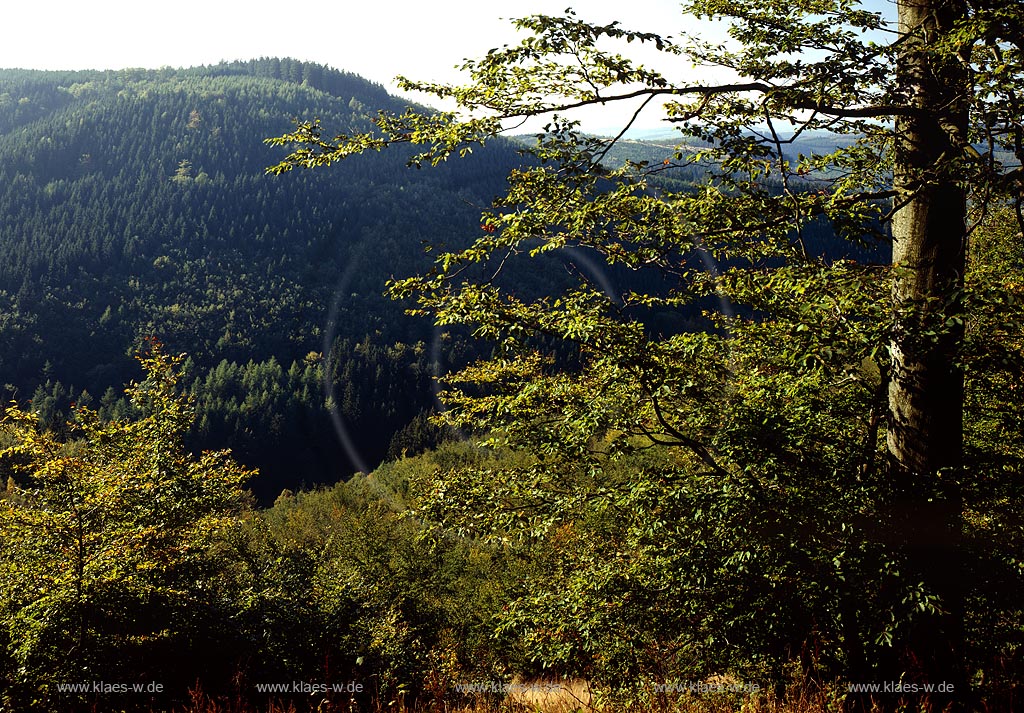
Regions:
[[0, 59, 524, 499]]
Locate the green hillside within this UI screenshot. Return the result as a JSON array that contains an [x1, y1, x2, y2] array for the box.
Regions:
[[0, 59, 520, 497]]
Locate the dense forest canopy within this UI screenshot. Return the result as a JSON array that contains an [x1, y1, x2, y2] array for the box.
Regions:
[[0, 59, 525, 497]]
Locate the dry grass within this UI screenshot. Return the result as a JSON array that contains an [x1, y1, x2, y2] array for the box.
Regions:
[[176, 681, 839, 713], [170, 672, 1007, 713], [504, 678, 595, 712]]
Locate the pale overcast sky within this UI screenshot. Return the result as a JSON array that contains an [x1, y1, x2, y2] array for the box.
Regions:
[[0, 1, 721, 131], [0, 0, 894, 133], [0, 1, 687, 79]]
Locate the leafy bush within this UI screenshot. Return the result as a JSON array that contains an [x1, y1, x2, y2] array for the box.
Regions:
[[0, 344, 252, 710]]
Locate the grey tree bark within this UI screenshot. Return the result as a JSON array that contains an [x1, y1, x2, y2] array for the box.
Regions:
[[886, 0, 970, 705]]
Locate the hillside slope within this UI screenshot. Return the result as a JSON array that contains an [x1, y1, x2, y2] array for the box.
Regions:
[[0, 59, 519, 495]]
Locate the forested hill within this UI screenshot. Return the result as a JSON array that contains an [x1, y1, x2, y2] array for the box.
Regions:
[[0, 59, 520, 498]]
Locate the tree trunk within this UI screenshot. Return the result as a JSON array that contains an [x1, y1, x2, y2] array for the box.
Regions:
[[886, 0, 969, 707]]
